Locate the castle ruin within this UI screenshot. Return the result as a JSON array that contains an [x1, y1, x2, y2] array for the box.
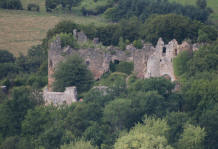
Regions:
[[44, 31, 198, 105]]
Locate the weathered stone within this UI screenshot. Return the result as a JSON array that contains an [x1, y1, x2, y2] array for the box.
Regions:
[[77, 31, 88, 43], [48, 35, 199, 92], [43, 86, 77, 105]]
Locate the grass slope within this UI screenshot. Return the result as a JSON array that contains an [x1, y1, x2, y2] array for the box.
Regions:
[[169, 0, 218, 24], [0, 9, 107, 56]]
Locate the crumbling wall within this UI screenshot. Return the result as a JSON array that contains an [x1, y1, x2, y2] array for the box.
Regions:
[[43, 86, 77, 105], [48, 33, 197, 92]]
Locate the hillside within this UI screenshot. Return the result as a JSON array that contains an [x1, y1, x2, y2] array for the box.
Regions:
[[0, 9, 106, 56], [169, 0, 218, 24]]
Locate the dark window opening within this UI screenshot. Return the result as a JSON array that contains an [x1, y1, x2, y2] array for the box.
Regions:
[[175, 49, 177, 56], [160, 59, 162, 62], [86, 61, 90, 65], [49, 60, 53, 67], [162, 47, 166, 56], [114, 60, 120, 65]]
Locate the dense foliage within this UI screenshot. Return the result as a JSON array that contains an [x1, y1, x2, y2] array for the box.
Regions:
[[46, 15, 217, 47], [0, 0, 23, 10], [53, 55, 94, 93], [45, 0, 81, 12], [104, 0, 211, 22]]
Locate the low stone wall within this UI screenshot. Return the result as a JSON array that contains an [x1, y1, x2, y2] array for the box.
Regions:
[[43, 86, 77, 105]]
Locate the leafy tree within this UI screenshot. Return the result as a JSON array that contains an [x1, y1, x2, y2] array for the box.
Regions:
[[130, 91, 167, 118], [196, 0, 207, 9], [53, 55, 94, 93], [61, 140, 97, 149], [0, 0, 23, 10], [166, 112, 190, 145], [173, 50, 192, 77], [0, 136, 20, 149], [98, 72, 127, 97], [197, 26, 218, 43], [114, 117, 173, 149], [129, 77, 175, 98], [103, 98, 134, 130], [0, 50, 15, 63], [64, 103, 102, 136], [0, 63, 18, 79], [0, 86, 38, 138], [144, 14, 199, 44], [177, 124, 206, 149], [199, 104, 218, 149], [187, 43, 218, 76]]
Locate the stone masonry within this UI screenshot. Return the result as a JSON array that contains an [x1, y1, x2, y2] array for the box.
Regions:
[[43, 86, 77, 105], [45, 31, 198, 105]]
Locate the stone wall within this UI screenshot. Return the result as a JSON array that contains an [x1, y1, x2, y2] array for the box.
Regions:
[[43, 86, 77, 105], [48, 34, 197, 91]]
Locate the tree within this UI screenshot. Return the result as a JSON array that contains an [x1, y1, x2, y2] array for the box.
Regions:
[[103, 98, 134, 130], [0, 50, 14, 63], [173, 50, 192, 77], [196, 0, 207, 9], [61, 140, 97, 149], [53, 55, 94, 93], [166, 112, 190, 145], [199, 104, 218, 149], [144, 14, 199, 44], [177, 124, 206, 149], [114, 117, 173, 149], [0, 0, 23, 10], [0, 86, 38, 138]]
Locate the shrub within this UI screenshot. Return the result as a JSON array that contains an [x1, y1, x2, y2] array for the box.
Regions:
[[115, 62, 134, 75], [58, 33, 79, 48], [0, 0, 23, 10], [27, 3, 40, 12], [173, 51, 192, 77], [47, 21, 80, 40], [133, 39, 143, 49], [0, 50, 15, 63], [45, 0, 81, 12]]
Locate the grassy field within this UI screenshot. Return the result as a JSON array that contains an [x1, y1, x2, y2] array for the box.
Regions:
[[169, 0, 218, 24], [0, 9, 107, 56]]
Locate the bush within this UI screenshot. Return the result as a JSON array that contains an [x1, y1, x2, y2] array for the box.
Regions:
[[47, 21, 80, 40], [115, 62, 134, 75], [133, 39, 143, 49], [0, 50, 15, 63], [27, 3, 40, 12], [58, 33, 79, 48], [0, 63, 18, 79], [45, 0, 81, 12], [173, 51, 192, 77], [0, 0, 23, 10], [53, 55, 94, 93]]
